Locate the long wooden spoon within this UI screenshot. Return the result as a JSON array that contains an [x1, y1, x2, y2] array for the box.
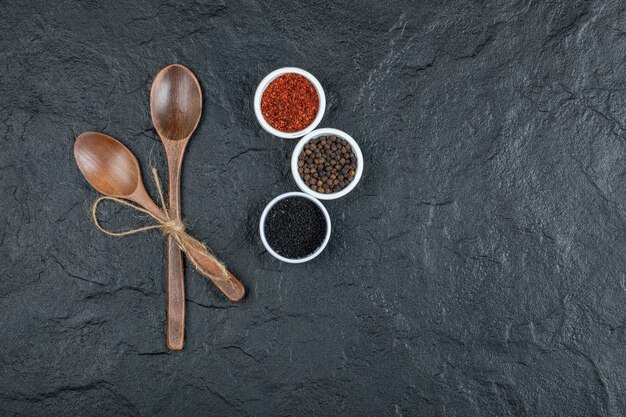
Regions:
[[150, 64, 201, 351], [74, 132, 246, 346], [150, 64, 245, 347]]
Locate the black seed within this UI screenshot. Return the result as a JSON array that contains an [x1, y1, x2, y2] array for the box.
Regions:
[[264, 197, 326, 259]]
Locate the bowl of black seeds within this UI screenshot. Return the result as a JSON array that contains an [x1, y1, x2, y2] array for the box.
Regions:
[[291, 128, 364, 200], [259, 192, 331, 263]]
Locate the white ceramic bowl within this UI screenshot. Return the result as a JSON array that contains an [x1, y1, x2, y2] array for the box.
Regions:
[[254, 67, 326, 139], [259, 192, 331, 264], [291, 128, 364, 200]]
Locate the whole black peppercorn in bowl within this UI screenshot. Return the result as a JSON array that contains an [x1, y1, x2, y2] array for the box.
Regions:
[[259, 192, 332, 263], [291, 128, 364, 200]]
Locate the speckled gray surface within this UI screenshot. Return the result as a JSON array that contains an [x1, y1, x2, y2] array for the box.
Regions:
[[2, 0, 626, 416]]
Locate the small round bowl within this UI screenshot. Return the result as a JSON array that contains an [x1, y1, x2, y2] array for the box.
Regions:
[[291, 128, 364, 200], [254, 67, 326, 139], [259, 192, 331, 264]]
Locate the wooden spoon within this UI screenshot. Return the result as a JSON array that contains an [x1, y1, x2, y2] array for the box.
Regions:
[[151, 65, 246, 343], [74, 132, 246, 347], [150, 64, 200, 351]]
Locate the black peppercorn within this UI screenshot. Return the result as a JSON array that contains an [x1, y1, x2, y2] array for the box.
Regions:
[[298, 135, 357, 194]]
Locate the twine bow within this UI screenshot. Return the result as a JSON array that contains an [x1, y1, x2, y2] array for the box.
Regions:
[[91, 168, 228, 283]]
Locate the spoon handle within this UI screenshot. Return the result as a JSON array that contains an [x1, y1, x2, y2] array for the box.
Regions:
[[128, 186, 185, 350], [166, 238, 185, 350], [166, 147, 186, 351], [185, 242, 246, 301]]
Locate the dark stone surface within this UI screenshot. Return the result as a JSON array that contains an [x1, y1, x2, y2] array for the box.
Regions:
[[2, 0, 626, 415]]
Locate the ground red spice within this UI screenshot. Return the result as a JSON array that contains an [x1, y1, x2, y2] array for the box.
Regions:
[[261, 73, 319, 133]]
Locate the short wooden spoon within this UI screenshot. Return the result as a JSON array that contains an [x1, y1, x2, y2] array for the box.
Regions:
[[74, 132, 246, 345]]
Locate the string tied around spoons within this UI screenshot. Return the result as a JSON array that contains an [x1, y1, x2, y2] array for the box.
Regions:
[[91, 167, 228, 282]]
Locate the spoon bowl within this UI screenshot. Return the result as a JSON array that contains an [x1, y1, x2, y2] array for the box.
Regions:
[[151, 64, 202, 142], [74, 132, 164, 220], [74, 132, 141, 198]]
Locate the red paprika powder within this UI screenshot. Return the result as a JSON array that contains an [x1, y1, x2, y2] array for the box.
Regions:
[[261, 73, 319, 133]]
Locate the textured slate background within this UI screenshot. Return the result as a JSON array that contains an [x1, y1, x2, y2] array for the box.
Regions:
[[2, 0, 626, 416]]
